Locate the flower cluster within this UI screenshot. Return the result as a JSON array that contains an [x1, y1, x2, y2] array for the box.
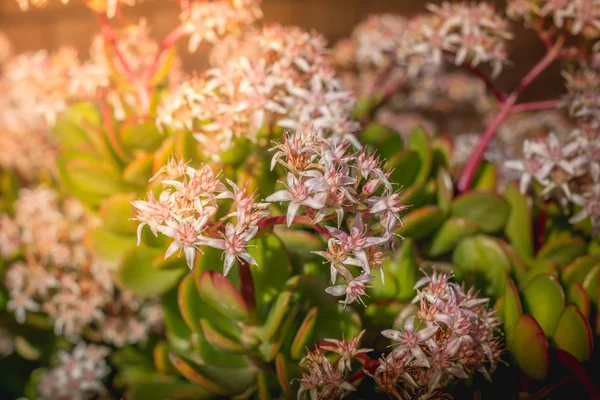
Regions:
[[16, 0, 147, 18], [132, 158, 269, 273], [1, 187, 162, 345], [157, 24, 357, 156], [395, 3, 512, 78], [37, 343, 110, 400], [297, 330, 371, 400], [373, 271, 503, 399], [507, 0, 600, 37], [181, 0, 263, 52], [563, 66, 600, 127], [266, 125, 405, 305]]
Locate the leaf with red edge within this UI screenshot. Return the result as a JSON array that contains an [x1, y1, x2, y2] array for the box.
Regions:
[[562, 256, 600, 287], [396, 205, 445, 239], [514, 314, 551, 380], [196, 270, 250, 321], [153, 342, 177, 376], [522, 274, 564, 337], [553, 305, 593, 362], [259, 291, 294, 342], [536, 236, 587, 268], [168, 354, 230, 396], [583, 265, 600, 306], [504, 279, 522, 354], [450, 191, 509, 233], [200, 319, 246, 353], [568, 282, 591, 318], [290, 307, 318, 360], [275, 353, 295, 397]]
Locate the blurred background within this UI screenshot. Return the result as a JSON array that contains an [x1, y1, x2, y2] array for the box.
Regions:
[[0, 0, 562, 101]]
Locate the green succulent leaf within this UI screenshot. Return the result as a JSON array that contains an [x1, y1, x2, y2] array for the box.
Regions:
[[84, 227, 137, 265], [200, 319, 246, 353], [196, 270, 250, 321], [385, 238, 419, 302], [470, 161, 497, 191], [360, 122, 404, 160], [562, 256, 600, 287], [522, 274, 565, 337], [290, 307, 318, 360], [275, 353, 296, 398], [397, 205, 446, 239], [118, 247, 187, 296], [536, 236, 587, 268], [436, 168, 454, 212], [428, 218, 479, 257], [504, 182, 534, 261], [450, 191, 510, 233], [248, 233, 293, 308], [583, 265, 599, 305], [120, 118, 165, 153], [514, 314, 551, 380], [407, 127, 432, 184], [567, 282, 591, 318], [552, 305, 593, 362], [452, 235, 510, 298], [99, 193, 137, 236], [123, 152, 154, 187], [387, 151, 421, 188], [168, 354, 232, 396], [504, 279, 523, 354], [260, 291, 294, 342]]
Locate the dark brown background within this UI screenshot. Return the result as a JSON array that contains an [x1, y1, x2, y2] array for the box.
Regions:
[[0, 0, 563, 101]]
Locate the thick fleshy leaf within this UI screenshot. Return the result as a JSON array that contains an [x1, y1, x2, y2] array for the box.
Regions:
[[504, 182, 534, 261], [436, 168, 453, 211], [450, 191, 509, 233], [153, 342, 177, 376], [248, 233, 292, 308], [471, 161, 497, 191], [196, 271, 250, 321], [433, 135, 452, 169], [397, 205, 445, 239], [553, 306, 593, 362], [407, 127, 433, 183], [311, 307, 362, 343], [118, 247, 186, 296], [273, 227, 322, 266], [275, 354, 295, 397], [99, 193, 137, 236], [120, 119, 164, 153], [168, 354, 231, 395], [290, 307, 318, 360], [57, 152, 130, 206], [536, 236, 587, 267], [563, 256, 600, 287], [428, 218, 479, 257], [387, 151, 421, 188], [126, 378, 213, 400], [385, 238, 419, 302], [452, 235, 511, 298], [567, 282, 591, 319], [122, 152, 154, 187], [162, 288, 192, 352], [259, 305, 299, 362], [504, 279, 523, 354], [200, 319, 246, 353], [361, 123, 404, 160], [522, 274, 565, 337], [514, 314, 551, 380], [260, 291, 294, 342], [497, 241, 528, 287], [522, 259, 557, 286], [152, 137, 176, 175], [84, 227, 137, 265], [52, 102, 102, 149], [370, 266, 398, 300], [583, 265, 599, 305]]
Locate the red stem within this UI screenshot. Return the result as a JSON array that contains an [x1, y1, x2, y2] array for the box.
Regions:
[[144, 23, 188, 83], [96, 13, 136, 82], [534, 205, 547, 253], [238, 260, 256, 311], [510, 99, 561, 114], [457, 35, 565, 193], [347, 354, 380, 384], [461, 60, 506, 103], [554, 349, 600, 400], [530, 375, 576, 400]]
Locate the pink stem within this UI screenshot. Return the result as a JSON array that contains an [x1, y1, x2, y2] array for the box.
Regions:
[[443, 50, 505, 103], [534, 204, 548, 253], [457, 36, 565, 193], [510, 99, 561, 114], [96, 13, 136, 82], [144, 23, 188, 83]]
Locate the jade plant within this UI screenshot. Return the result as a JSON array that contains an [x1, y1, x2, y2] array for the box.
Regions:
[[0, 0, 599, 399]]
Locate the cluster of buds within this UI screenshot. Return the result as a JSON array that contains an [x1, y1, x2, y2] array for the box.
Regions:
[[1, 187, 162, 344], [507, 0, 600, 37], [396, 3, 512, 78], [373, 271, 502, 399], [15, 0, 147, 18], [157, 24, 357, 156], [37, 343, 110, 400], [297, 330, 371, 400], [132, 159, 269, 273], [181, 0, 263, 52], [266, 125, 404, 305]]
